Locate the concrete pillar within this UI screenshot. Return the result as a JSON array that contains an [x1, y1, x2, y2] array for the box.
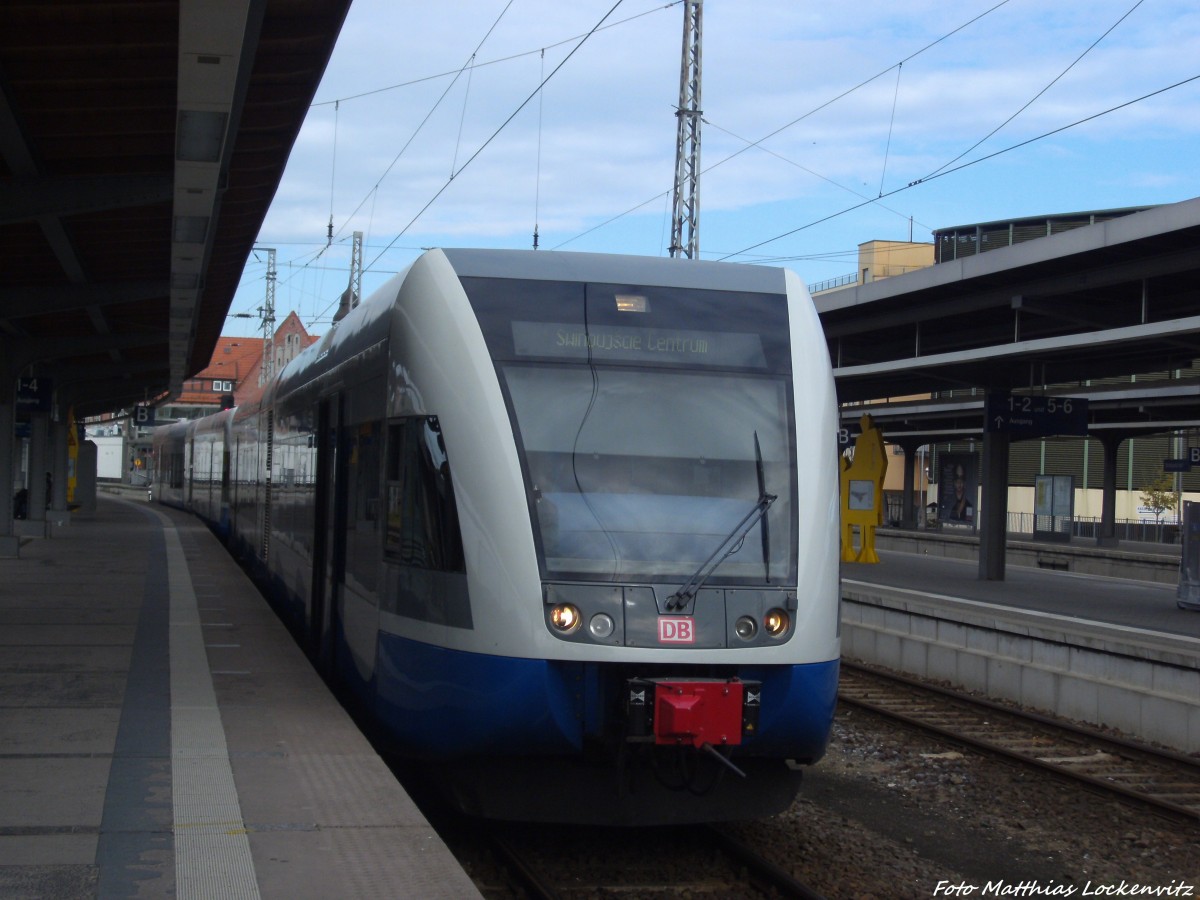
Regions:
[[0, 372, 17, 558], [48, 412, 70, 531], [978, 428, 1011, 581], [1097, 433, 1123, 548], [899, 441, 918, 529], [76, 440, 98, 513], [22, 411, 50, 537]]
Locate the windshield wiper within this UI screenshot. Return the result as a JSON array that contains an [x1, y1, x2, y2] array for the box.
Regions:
[[665, 433, 775, 612], [755, 430, 772, 584]]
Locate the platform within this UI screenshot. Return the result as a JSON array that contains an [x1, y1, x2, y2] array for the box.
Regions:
[[842, 546, 1200, 752], [0, 495, 481, 899], [848, 542, 1196, 638]]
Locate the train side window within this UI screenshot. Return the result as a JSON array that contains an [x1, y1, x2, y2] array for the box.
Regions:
[[384, 417, 465, 572]]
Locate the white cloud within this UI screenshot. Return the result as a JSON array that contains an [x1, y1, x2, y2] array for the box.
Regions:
[[228, 0, 1200, 333]]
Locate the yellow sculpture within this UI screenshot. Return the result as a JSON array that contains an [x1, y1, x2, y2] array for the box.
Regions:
[[840, 413, 888, 563]]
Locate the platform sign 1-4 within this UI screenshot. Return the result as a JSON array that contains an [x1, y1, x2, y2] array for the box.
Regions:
[[16, 377, 52, 412], [985, 393, 1088, 438]]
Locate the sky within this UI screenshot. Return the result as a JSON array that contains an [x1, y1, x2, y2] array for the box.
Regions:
[[222, 0, 1200, 338]]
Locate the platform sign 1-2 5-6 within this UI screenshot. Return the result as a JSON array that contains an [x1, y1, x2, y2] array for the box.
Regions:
[[985, 394, 1088, 438]]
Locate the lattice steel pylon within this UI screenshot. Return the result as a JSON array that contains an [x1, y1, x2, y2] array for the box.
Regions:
[[333, 231, 363, 324], [348, 230, 363, 312], [669, 0, 702, 260], [258, 248, 276, 387]]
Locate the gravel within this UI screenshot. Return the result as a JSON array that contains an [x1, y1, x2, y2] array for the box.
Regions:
[[727, 705, 1200, 899], [454, 703, 1200, 899]]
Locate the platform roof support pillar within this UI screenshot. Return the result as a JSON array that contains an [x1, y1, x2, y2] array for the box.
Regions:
[[894, 439, 922, 529], [1096, 433, 1123, 548], [25, 410, 49, 537], [978, 429, 1010, 581], [0, 360, 16, 557], [48, 408, 70, 531]]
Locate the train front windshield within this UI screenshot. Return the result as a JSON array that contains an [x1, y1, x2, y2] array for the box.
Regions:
[[463, 275, 798, 586]]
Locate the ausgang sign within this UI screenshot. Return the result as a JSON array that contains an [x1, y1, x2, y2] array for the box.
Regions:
[[985, 394, 1088, 438]]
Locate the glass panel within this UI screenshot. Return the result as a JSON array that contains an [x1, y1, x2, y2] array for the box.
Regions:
[[385, 417, 466, 573], [461, 277, 792, 373], [504, 365, 794, 583], [344, 420, 382, 596]]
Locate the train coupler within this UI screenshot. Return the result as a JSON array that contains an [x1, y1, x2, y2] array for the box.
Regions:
[[625, 677, 761, 749]]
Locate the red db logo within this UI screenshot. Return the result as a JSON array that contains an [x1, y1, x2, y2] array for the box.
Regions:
[[657, 617, 695, 644]]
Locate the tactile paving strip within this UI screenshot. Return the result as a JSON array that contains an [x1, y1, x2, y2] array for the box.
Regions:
[[157, 512, 261, 899]]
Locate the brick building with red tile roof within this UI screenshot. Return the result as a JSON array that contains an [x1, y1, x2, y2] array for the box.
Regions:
[[154, 312, 319, 422]]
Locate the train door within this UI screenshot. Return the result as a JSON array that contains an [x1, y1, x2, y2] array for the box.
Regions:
[[258, 409, 275, 561], [310, 395, 346, 674], [219, 436, 231, 535], [230, 433, 241, 544], [185, 432, 195, 508]]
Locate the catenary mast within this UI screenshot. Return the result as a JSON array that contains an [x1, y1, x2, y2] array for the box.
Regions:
[[332, 231, 363, 324], [669, 0, 702, 259], [258, 248, 276, 387]]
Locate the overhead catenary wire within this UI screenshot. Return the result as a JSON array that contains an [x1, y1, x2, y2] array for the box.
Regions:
[[308, 1, 681, 109], [272, 0, 520, 319], [919, 0, 1149, 183], [702, 118, 934, 235], [236, 0, 1188, 329], [327, 99, 339, 247], [366, 0, 629, 274], [878, 62, 902, 197], [333, 0, 515, 251], [233, 2, 669, 326], [554, 0, 1014, 251], [717, 73, 1200, 262], [451, 53, 477, 178]]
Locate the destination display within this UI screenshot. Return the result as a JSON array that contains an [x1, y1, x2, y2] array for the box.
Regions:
[[511, 321, 768, 368]]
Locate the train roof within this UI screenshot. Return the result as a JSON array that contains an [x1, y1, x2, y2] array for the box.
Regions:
[[263, 249, 794, 405], [439, 248, 788, 295]]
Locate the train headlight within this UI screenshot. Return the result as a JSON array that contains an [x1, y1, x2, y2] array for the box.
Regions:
[[588, 613, 615, 639], [734, 616, 758, 641], [550, 603, 582, 633], [763, 608, 790, 638]]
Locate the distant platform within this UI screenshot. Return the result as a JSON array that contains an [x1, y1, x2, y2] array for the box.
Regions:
[[876, 526, 1180, 585]]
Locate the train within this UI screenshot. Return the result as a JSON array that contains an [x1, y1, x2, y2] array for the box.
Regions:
[[152, 248, 841, 825]]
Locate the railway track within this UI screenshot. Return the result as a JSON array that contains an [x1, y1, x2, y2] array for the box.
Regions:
[[838, 660, 1200, 822], [479, 822, 825, 899]]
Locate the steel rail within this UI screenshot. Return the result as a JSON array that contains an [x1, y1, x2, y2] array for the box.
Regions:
[[838, 660, 1200, 823]]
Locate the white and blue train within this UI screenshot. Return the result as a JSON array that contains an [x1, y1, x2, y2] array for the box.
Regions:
[[153, 248, 841, 824]]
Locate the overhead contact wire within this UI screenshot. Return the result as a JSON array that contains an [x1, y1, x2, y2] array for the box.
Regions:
[[368, 0, 629, 273]]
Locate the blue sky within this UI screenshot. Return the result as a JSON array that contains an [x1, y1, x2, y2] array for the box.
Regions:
[[223, 0, 1200, 337]]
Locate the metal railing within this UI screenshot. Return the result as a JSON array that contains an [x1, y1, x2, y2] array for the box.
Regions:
[[1005, 511, 1180, 544], [884, 495, 1181, 544], [808, 272, 858, 294]]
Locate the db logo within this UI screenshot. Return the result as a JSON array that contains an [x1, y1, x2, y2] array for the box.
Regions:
[[657, 617, 695, 644]]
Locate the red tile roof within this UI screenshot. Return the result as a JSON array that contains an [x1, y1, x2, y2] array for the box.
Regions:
[[171, 312, 320, 409]]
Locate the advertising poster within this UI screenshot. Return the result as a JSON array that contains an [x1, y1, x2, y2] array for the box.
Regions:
[[938, 454, 977, 526]]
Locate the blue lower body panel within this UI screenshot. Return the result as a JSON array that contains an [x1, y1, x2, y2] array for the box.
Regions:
[[373, 634, 584, 758], [372, 630, 840, 763], [739, 658, 840, 761]]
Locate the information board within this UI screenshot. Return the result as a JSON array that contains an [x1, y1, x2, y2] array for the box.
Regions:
[[985, 393, 1088, 438]]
